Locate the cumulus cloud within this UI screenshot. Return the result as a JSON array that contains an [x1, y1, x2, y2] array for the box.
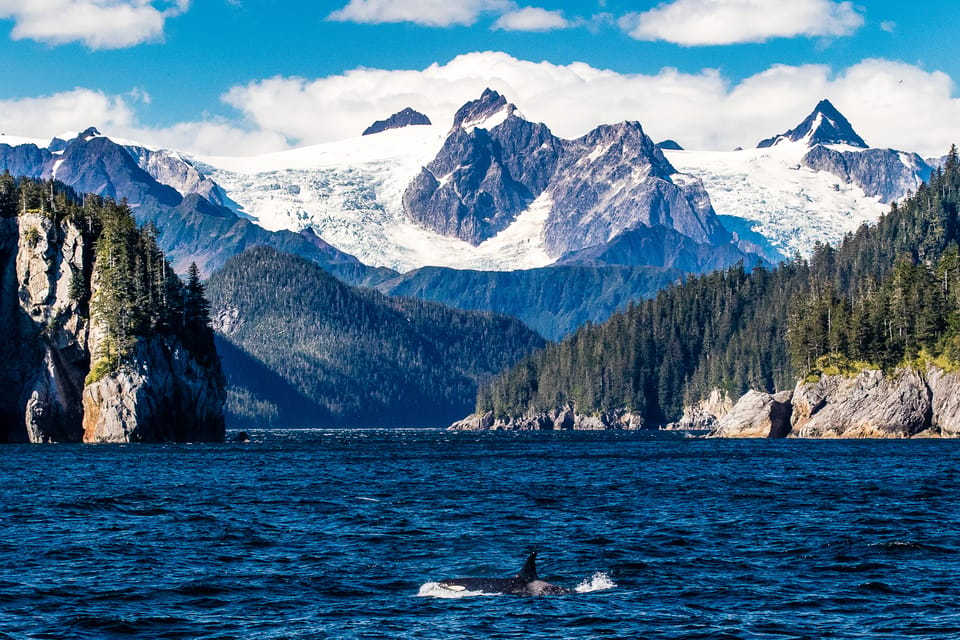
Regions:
[[4, 53, 959, 159], [327, 0, 511, 27], [620, 0, 864, 45], [220, 52, 960, 158], [0, 88, 286, 156], [0, 0, 189, 49], [493, 7, 569, 31]]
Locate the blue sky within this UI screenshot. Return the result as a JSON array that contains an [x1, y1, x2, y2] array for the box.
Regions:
[[0, 1, 957, 156]]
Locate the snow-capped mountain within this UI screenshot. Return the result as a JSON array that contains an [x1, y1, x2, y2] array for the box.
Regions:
[[664, 100, 930, 260], [200, 89, 753, 273]]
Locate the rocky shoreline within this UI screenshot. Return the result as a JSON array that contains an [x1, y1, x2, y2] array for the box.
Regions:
[[449, 406, 643, 431], [693, 365, 960, 438], [451, 365, 960, 438]]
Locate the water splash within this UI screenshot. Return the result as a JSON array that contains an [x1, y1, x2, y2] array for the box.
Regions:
[[575, 572, 616, 593]]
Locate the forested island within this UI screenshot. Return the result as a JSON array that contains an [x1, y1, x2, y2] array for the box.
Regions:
[[457, 147, 960, 437], [0, 176, 224, 443]]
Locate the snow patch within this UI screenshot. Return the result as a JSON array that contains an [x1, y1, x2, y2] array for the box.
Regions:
[[664, 143, 887, 258]]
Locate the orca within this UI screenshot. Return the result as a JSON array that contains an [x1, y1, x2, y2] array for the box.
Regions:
[[438, 552, 571, 596]]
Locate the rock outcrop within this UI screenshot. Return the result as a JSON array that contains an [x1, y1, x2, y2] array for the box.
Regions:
[[0, 202, 225, 443], [711, 390, 793, 438], [82, 336, 225, 443], [710, 365, 960, 438], [791, 368, 930, 438], [801, 145, 929, 203], [666, 388, 733, 431], [362, 107, 432, 136], [449, 408, 643, 431]]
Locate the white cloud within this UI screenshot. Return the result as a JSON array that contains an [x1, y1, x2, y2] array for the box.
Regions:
[[0, 0, 189, 49], [3, 53, 959, 159], [327, 0, 511, 27], [0, 89, 136, 137], [220, 52, 960, 158], [620, 0, 864, 45], [880, 20, 896, 33], [493, 7, 569, 31]]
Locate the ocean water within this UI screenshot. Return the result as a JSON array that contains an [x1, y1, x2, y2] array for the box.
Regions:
[[2, 430, 960, 639]]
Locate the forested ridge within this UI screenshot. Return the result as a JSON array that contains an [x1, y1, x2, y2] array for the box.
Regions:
[[477, 147, 960, 425], [206, 246, 546, 428], [0, 173, 217, 382]]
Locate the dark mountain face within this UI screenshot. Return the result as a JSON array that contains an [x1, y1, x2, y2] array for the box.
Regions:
[[362, 107, 432, 136], [403, 90, 736, 265], [207, 245, 545, 428], [757, 99, 868, 149], [403, 93, 562, 245]]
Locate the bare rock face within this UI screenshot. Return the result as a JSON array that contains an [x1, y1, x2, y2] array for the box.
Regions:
[[0, 208, 225, 443], [666, 388, 733, 430], [925, 366, 960, 436], [791, 368, 930, 438], [82, 336, 226, 443], [711, 390, 793, 438], [9, 213, 92, 442]]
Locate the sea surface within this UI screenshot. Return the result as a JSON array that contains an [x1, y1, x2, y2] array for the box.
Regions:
[[2, 430, 960, 639]]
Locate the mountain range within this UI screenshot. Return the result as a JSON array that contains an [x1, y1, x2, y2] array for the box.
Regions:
[[0, 95, 939, 426]]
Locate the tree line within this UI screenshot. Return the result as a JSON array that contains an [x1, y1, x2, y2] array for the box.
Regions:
[[478, 146, 960, 424]]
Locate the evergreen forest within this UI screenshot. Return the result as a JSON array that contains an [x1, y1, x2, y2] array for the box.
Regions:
[[205, 246, 546, 428], [477, 147, 960, 425], [0, 173, 217, 381]]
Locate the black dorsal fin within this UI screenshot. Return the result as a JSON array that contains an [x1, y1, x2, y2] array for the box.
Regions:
[[515, 552, 538, 582]]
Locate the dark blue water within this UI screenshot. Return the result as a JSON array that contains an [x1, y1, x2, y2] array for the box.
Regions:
[[2, 430, 960, 639]]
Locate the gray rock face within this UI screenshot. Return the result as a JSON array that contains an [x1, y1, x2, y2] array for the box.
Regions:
[[802, 145, 930, 203], [82, 335, 226, 443], [711, 390, 793, 438], [404, 90, 731, 260], [448, 407, 643, 431], [404, 91, 562, 245], [791, 368, 930, 438], [124, 144, 227, 206], [926, 366, 960, 436], [0, 210, 225, 443], [666, 388, 733, 431], [362, 107, 432, 136]]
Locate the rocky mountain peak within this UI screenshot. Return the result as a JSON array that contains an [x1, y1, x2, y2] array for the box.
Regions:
[[757, 99, 867, 149], [362, 107, 432, 136], [79, 126, 102, 141], [451, 88, 518, 132]]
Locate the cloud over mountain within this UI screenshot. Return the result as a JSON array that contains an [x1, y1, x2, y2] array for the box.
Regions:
[[3, 52, 958, 159]]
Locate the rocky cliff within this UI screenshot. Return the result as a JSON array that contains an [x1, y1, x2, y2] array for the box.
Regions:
[[403, 89, 739, 263], [705, 365, 960, 438], [0, 193, 225, 443]]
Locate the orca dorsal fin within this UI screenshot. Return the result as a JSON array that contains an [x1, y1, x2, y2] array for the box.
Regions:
[[515, 552, 538, 582]]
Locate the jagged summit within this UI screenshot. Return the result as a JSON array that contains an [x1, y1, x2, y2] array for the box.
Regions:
[[79, 126, 102, 140], [757, 99, 867, 149], [450, 88, 519, 132], [362, 107, 432, 136]]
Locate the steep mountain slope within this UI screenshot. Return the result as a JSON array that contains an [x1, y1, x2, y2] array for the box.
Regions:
[[0, 129, 385, 283], [206, 246, 546, 428], [665, 100, 930, 260], [201, 90, 755, 274]]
